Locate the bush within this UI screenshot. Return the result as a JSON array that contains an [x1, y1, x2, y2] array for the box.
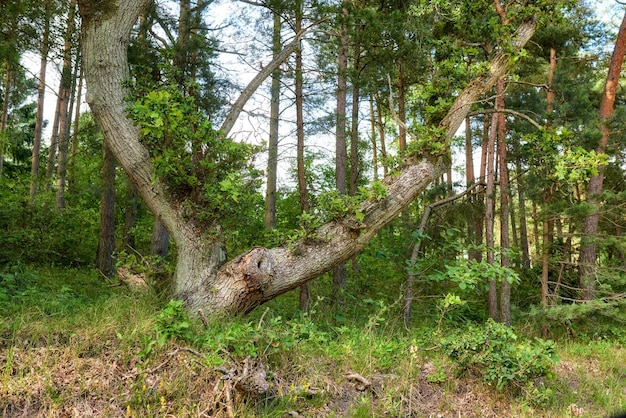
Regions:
[[442, 319, 558, 389]]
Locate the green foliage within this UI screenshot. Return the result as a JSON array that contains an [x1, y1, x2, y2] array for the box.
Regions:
[[126, 85, 262, 229], [443, 319, 558, 389]]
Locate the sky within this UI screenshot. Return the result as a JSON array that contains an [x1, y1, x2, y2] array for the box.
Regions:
[[18, 0, 626, 185]]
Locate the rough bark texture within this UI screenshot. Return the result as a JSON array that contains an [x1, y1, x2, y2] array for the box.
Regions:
[[264, 12, 281, 229], [333, 5, 349, 308], [79, 0, 537, 316], [97, 143, 116, 278], [579, 11, 626, 300]]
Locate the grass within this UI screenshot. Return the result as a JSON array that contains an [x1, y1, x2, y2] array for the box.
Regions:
[[0, 265, 625, 417]]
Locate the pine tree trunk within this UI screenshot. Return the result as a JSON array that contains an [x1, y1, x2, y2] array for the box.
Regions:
[[369, 94, 379, 181], [124, 179, 138, 250], [397, 59, 406, 152], [0, 67, 10, 177], [54, 0, 78, 211], [333, 4, 349, 309], [294, 3, 310, 313], [97, 143, 116, 278], [485, 112, 498, 321], [264, 12, 281, 229], [496, 78, 511, 325], [579, 11, 626, 300], [29, 1, 51, 205]]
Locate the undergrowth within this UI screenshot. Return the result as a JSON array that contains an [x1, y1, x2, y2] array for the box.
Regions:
[[0, 264, 625, 417]]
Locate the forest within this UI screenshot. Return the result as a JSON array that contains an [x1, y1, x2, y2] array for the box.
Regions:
[[1, 0, 626, 416]]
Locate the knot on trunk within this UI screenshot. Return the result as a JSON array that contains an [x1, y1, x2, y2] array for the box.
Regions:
[[214, 247, 275, 314]]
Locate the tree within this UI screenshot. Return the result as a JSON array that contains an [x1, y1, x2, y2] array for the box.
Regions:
[[578, 11, 626, 301], [78, 0, 537, 316], [54, 0, 78, 211]]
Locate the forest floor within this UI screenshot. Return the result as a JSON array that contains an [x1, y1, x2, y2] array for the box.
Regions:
[[0, 266, 625, 417]]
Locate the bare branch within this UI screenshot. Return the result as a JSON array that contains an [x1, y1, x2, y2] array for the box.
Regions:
[[219, 17, 328, 136], [468, 108, 542, 130]]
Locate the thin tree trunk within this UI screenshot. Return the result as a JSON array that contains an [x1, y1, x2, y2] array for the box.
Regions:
[[516, 157, 530, 269], [124, 179, 138, 250], [485, 111, 498, 321], [374, 93, 387, 176], [29, 1, 51, 205], [54, 0, 78, 211], [294, 1, 310, 313], [97, 143, 116, 278], [579, 11, 626, 300], [369, 93, 379, 181], [68, 55, 83, 194], [45, 92, 61, 188], [264, 12, 281, 229], [496, 78, 511, 325], [0, 67, 10, 177], [397, 59, 406, 152], [333, 3, 349, 309]]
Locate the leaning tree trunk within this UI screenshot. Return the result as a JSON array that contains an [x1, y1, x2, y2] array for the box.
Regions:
[[79, 0, 536, 316]]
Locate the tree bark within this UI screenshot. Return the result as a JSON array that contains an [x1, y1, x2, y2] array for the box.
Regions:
[[29, 0, 51, 206], [485, 111, 498, 321], [97, 143, 116, 278], [333, 4, 349, 309], [0, 66, 10, 177], [264, 11, 281, 229], [55, 0, 78, 211], [496, 78, 511, 325], [294, 3, 310, 313], [79, 0, 536, 316], [579, 11, 626, 300]]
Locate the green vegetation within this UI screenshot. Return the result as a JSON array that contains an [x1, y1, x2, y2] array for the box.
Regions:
[[1, 263, 625, 417]]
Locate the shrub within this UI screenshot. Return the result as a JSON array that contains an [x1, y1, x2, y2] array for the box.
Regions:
[[442, 319, 558, 389]]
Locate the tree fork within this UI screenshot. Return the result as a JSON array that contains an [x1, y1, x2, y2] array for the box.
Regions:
[[79, 0, 537, 316]]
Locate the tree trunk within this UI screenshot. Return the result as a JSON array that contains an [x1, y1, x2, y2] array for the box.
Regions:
[[397, 59, 406, 152], [79, 0, 536, 316], [294, 3, 310, 312], [68, 60, 83, 194], [485, 111, 498, 321], [29, 0, 51, 206], [579, 11, 626, 300], [45, 95, 61, 188], [333, 4, 349, 309], [54, 0, 78, 211], [516, 156, 530, 269], [369, 93, 379, 181], [496, 78, 511, 325], [0, 66, 10, 177], [151, 218, 170, 258], [264, 11, 281, 229], [97, 143, 116, 278], [374, 93, 388, 177], [124, 179, 138, 250]]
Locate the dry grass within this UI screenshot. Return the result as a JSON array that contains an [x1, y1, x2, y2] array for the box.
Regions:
[[1, 267, 625, 417]]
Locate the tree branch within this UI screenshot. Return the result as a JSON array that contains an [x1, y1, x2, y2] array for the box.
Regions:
[[220, 18, 327, 136], [468, 108, 542, 130]]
